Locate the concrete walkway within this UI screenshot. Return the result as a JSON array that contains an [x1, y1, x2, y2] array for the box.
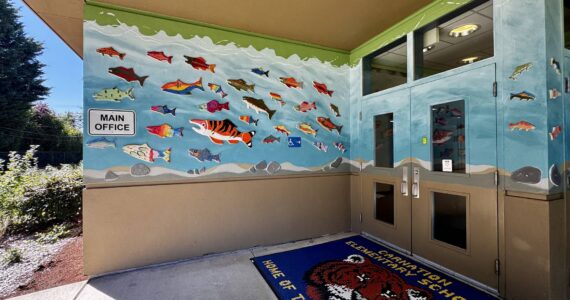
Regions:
[[11, 232, 356, 300]]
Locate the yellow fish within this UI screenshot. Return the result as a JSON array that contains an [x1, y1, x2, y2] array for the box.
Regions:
[[297, 122, 318, 136]]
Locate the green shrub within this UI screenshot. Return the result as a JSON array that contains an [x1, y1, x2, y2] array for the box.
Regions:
[[35, 223, 72, 244], [2, 247, 23, 265]]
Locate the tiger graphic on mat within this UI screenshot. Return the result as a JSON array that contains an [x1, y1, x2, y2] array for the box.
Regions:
[[304, 254, 433, 300]]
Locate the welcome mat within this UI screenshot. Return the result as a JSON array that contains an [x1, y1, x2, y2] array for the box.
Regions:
[[252, 235, 497, 300]]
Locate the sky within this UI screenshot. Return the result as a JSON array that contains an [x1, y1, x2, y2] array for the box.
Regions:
[[14, 0, 83, 113]]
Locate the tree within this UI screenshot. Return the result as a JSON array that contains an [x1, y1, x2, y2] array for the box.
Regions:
[[0, 0, 49, 151]]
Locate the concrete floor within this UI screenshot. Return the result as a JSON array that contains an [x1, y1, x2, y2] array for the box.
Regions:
[[11, 232, 356, 300]]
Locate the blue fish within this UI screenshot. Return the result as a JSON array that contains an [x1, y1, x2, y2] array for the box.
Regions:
[[151, 105, 176, 116], [251, 67, 270, 77], [188, 148, 221, 163]]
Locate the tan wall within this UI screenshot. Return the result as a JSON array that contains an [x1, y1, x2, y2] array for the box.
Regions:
[[83, 174, 351, 275]]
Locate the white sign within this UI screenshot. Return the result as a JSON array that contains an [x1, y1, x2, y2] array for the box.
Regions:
[[89, 109, 136, 136], [442, 159, 453, 172]]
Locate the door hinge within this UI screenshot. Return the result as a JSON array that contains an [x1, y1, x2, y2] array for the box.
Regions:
[[494, 170, 499, 186], [359, 213, 363, 223], [359, 111, 362, 120], [495, 259, 500, 275], [492, 81, 497, 97]]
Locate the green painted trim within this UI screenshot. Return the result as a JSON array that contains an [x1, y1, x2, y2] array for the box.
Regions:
[[349, 0, 472, 65], [84, 1, 350, 67]]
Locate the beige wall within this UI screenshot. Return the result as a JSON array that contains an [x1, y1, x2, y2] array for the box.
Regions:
[[83, 174, 351, 275]]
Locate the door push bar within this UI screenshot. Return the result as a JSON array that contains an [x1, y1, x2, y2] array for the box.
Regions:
[[412, 167, 420, 198], [401, 166, 408, 196]]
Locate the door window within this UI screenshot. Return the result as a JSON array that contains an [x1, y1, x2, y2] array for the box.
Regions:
[[375, 183, 395, 225], [432, 192, 467, 249], [431, 100, 466, 173], [374, 113, 394, 168]]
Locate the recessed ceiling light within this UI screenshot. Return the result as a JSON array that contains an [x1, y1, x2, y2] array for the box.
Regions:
[[423, 45, 435, 53], [449, 24, 480, 37], [461, 56, 479, 64]]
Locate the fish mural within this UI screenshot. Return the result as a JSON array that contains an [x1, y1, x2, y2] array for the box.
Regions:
[[242, 96, 277, 119], [511, 166, 541, 184], [550, 58, 561, 75], [93, 87, 134, 101], [190, 119, 256, 147], [199, 100, 230, 113], [433, 130, 453, 144], [334, 142, 346, 153], [549, 164, 561, 186], [208, 83, 228, 98], [263, 135, 281, 144], [270, 92, 285, 106], [549, 125, 562, 140], [549, 88, 561, 100], [313, 81, 334, 97], [96, 47, 125, 60], [147, 51, 173, 63], [313, 141, 328, 152], [509, 121, 536, 131], [510, 91, 535, 101], [239, 115, 259, 126], [251, 67, 270, 77], [151, 105, 177, 116], [87, 137, 116, 149], [161, 78, 204, 95], [275, 125, 292, 136], [188, 148, 221, 163], [108, 67, 148, 86], [449, 108, 463, 117], [317, 117, 342, 134], [184, 56, 216, 72], [297, 122, 318, 136], [294, 101, 317, 113], [329, 103, 340, 117], [508, 63, 532, 80], [227, 79, 255, 92], [280, 77, 303, 89], [122, 144, 171, 163], [146, 124, 184, 138]]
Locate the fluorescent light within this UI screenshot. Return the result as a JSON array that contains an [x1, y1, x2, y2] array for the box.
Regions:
[[461, 56, 479, 64], [449, 24, 480, 37]]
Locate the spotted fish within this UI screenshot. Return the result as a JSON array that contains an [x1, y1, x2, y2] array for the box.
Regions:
[[190, 119, 256, 148]]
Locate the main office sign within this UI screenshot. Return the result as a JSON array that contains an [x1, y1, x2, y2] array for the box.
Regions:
[[88, 109, 136, 136]]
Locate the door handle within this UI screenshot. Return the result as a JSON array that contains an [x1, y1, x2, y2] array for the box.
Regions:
[[412, 167, 420, 198], [401, 166, 408, 196]]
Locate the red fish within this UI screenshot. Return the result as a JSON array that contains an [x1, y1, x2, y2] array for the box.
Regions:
[[147, 51, 173, 63], [184, 56, 216, 73], [108, 67, 148, 86], [313, 81, 334, 97], [199, 100, 229, 113], [509, 121, 535, 131], [96, 47, 125, 60], [317, 117, 342, 134], [294, 101, 317, 112], [280, 77, 303, 89], [550, 125, 562, 140]]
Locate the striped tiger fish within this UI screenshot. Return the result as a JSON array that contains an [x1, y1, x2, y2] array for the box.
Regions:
[[190, 119, 256, 148]]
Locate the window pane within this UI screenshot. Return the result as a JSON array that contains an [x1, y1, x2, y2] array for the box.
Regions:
[[375, 183, 395, 225], [433, 192, 467, 249], [374, 113, 394, 168], [431, 100, 465, 173], [565, 2, 570, 49], [363, 38, 407, 95], [415, 0, 493, 78]]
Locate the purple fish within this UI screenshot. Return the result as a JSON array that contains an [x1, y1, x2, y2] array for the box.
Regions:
[[199, 100, 229, 113]]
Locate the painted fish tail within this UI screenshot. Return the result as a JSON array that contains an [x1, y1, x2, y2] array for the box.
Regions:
[[311, 102, 317, 109], [196, 77, 204, 91], [171, 108, 176, 116], [167, 56, 173, 64], [221, 92, 228, 98], [174, 127, 184, 137], [327, 90, 334, 97], [212, 154, 221, 163], [267, 109, 277, 120], [509, 93, 516, 100], [119, 53, 126, 60], [139, 75, 149, 87], [253, 119, 259, 126], [160, 148, 172, 162], [242, 131, 256, 148], [127, 88, 135, 100], [248, 84, 255, 92], [264, 70, 270, 77], [222, 102, 230, 110], [209, 64, 216, 73], [337, 125, 343, 134]]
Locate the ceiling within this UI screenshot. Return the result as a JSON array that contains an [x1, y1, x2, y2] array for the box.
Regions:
[[22, 0, 436, 58]]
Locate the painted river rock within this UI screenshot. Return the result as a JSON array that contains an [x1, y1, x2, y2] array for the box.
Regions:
[[511, 166, 541, 184]]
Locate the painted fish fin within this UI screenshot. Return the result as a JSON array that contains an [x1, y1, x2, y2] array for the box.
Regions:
[[119, 53, 126, 60], [248, 84, 255, 92], [327, 90, 334, 97], [171, 108, 176, 116], [264, 70, 270, 77], [253, 119, 259, 126], [139, 76, 149, 87], [127, 88, 135, 100], [167, 56, 173, 64], [337, 125, 343, 134], [211, 154, 221, 163], [311, 102, 317, 109], [509, 93, 516, 100], [174, 127, 184, 137], [209, 137, 224, 145], [221, 92, 228, 98], [209, 64, 216, 73], [267, 109, 277, 120]]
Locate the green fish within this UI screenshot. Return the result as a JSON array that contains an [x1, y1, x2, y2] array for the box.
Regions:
[[227, 79, 255, 92], [329, 103, 340, 117], [93, 87, 134, 101], [508, 63, 532, 80]]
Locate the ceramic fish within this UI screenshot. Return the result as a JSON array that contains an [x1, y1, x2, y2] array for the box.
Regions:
[[93, 87, 134, 101], [87, 137, 115, 149], [297, 122, 318, 136], [199, 100, 229, 113], [108, 67, 148, 86], [313, 141, 328, 152], [161, 78, 204, 95], [242, 96, 276, 119], [263, 135, 280, 144], [146, 124, 184, 138], [184, 56, 216, 73], [313, 81, 334, 97], [227, 79, 255, 92], [239, 115, 259, 126], [96, 47, 125, 60], [549, 89, 561, 100], [190, 119, 256, 147], [317, 117, 343, 134], [508, 63, 532, 80], [550, 58, 561, 75], [280, 77, 303, 89], [450, 108, 463, 117], [550, 164, 561, 186], [433, 130, 453, 144], [151, 105, 176, 116], [274, 125, 291, 136], [510, 91, 535, 101], [509, 121, 535, 131], [333, 142, 346, 153], [122, 144, 171, 163], [147, 51, 173, 63], [269, 92, 285, 106], [188, 148, 221, 163], [329, 103, 340, 117], [549, 125, 562, 140], [208, 83, 228, 98], [294, 101, 317, 113], [511, 166, 541, 184], [251, 67, 269, 77]]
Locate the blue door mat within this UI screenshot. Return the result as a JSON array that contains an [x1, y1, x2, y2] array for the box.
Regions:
[[252, 235, 498, 300]]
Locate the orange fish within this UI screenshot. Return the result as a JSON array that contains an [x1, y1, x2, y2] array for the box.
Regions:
[[146, 124, 183, 138], [274, 125, 292, 136], [184, 56, 216, 73], [317, 117, 342, 134], [295, 101, 317, 112], [190, 119, 255, 147], [550, 125, 562, 140], [280, 77, 303, 89], [509, 121, 535, 131], [147, 51, 173, 63], [270, 92, 285, 106], [313, 81, 334, 97], [96, 47, 125, 60]]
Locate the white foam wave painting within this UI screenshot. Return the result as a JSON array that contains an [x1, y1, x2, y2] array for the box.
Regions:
[[83, 20, 351, 183]]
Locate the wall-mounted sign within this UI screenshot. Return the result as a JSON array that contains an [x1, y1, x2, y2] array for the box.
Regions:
[[88, 109, 136, 136], [442, 159, 453, 172], [288, 137, 301, 147]]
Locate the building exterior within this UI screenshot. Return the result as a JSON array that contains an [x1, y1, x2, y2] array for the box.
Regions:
[[24, 0, 570, 298]]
